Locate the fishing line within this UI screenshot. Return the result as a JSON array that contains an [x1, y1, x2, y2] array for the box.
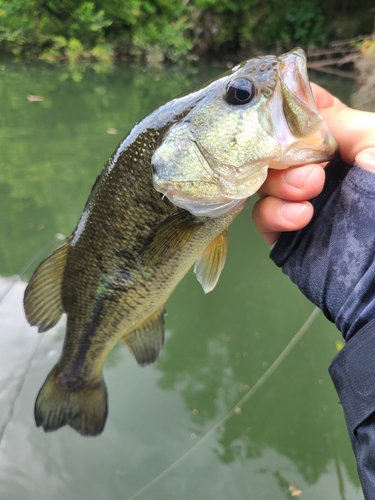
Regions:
[[0, 236, 62, 305], [0, 236, 61, 442], [0, 333, 44, 447], [0, 236, 63, 441], [125, 306, 320, 500]]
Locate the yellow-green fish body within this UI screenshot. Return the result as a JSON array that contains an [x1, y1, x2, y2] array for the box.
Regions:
[[24, 48, 337, 436]]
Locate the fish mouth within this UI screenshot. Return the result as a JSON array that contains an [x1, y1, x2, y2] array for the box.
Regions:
[[279, 48, 318, 118], [271, 48, 338, 167], [159, 189, 248, 217]]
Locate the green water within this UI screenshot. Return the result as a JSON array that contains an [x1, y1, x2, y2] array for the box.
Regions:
[[0, 60, 362, 499]]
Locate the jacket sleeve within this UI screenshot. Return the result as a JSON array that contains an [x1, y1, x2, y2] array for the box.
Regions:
[[330, 321, 375, 498], [270, 158, 375, 499]]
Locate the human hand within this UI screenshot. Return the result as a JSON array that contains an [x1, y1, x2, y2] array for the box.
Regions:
[[261, 86, 375, 496], [253, 83, 375, 244]]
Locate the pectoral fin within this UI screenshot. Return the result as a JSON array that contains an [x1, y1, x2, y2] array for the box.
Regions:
[[124, 307, 166, 366], [141, 211, 202, 265], [24, 240, 70, 332], [194, 230, 228, 293]]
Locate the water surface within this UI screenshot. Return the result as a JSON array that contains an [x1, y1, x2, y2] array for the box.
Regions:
[[0, 60, 362, 499]]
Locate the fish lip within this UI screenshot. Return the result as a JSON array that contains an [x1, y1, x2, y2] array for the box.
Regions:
[[158, 187, 248, 217], [278, 47, 318, 113], [268, 146, 337, 170], [274, 47, 338, 161]]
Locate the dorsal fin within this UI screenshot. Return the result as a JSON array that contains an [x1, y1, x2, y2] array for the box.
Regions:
[[24, 240, 71, 332], [194, 230, 228, 293], [141, 211, 202, 265], [124, 307, 165, 366]]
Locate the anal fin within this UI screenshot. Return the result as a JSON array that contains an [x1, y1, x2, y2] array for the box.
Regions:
[[124, 307, 165, 366], [194, 229, 228, 293], [24, 240, 71, 332]]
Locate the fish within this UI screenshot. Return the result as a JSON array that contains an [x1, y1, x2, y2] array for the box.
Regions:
[[23, 48, 337, 436]]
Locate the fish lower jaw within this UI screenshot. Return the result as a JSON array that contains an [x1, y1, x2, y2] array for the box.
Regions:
[[154, 166, 270, 217], [158, 188, 247, 217], [269, 148, 338, 170]]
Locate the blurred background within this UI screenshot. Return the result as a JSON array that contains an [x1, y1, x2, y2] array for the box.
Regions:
[[0, 2, 374, 499]]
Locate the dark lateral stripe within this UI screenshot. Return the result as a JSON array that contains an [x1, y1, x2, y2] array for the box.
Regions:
[[66, 300, 106, 382]]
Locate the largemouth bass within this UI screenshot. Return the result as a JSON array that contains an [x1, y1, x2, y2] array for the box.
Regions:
[[24, 48, 336, 436]]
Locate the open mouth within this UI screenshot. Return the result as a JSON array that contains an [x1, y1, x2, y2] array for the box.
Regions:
[[275, 48, 338, 161], [279, 48, 319, 115]]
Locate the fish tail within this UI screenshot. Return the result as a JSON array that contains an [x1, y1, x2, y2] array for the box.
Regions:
[[34, 365, 108, 436]]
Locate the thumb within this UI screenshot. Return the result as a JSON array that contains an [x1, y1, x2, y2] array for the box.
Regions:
[[320, 105, 375, 171], [311, 83, 375, 171]]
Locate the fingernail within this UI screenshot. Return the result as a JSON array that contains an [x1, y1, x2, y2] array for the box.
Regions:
[[280, 202, 307, 222], [284, 166, 315, 189]]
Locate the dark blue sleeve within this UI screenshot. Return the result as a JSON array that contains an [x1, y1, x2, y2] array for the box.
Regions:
[[270, 158, 375, 499], [271, 158, 375, 343], [329, 321, 375, 498]]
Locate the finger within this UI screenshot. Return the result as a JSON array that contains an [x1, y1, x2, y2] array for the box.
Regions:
[[258, 164, 325, 201], [311, 83, 375, 169], [253, 197, 314, 245], [310, 82, 337, 109], [320, 105, 375, 166]]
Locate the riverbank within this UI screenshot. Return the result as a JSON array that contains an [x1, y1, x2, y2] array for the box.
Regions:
[[0, 1, 374, 67]]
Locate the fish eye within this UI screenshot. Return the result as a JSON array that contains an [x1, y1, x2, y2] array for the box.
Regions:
[[226, 78, 255, 105]]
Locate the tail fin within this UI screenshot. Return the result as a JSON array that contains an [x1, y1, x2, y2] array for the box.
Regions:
[[34, 365, 108, 436]]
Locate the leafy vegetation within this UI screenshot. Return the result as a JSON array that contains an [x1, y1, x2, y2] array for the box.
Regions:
[[0, 0, 373, 66]]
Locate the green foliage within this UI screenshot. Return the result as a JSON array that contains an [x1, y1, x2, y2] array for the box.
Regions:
[[40, 36, 113, 82], [0, 0, 373, 65], [95, 0, 194, 64], [265, 0, 326, 45], [132, 19, 193, 66]]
